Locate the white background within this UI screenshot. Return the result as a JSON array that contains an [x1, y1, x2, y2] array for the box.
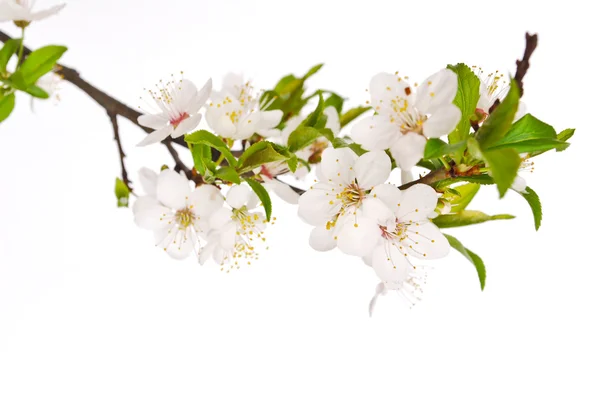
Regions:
[[1, 0, 599, 400]]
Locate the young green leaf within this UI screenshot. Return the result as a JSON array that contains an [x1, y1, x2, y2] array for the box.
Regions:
[[433, 210, 514, 228], [323, 92, 344, 114], [447, 63, 480, 144], [340, 106, 370, 127], [444, 234, 486, 290], [237, 142, 289, 174], [432, 174, 495, 189], [423, 138, 467, 160], [216, 166, 241, 184], [184, 130, 237, 167], [482, 147, 521, 198], [114, 178, 130, 208], [518, 186, 542, 230], [0, 93, 16, 123], [303, 63, 324, 80], [475, 78, 520, 150], [287, 126, 333, 153], [492, 114, 556, 144], [302, 92, 324, 127], [447, 183, 480, 212], [11, 45, 67, 89], [25, 85, 50, 99], [488, 138, 569, 153], [244, 177, 272, 221], [189, 143, 211, 175], [557, 128, 575, 143], [0, 39, 21, 73]]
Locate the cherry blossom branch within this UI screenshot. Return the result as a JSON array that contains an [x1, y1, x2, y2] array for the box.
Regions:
[[164, 141, 193, 178], [0, 29, 193, 176], [107, 111, 132, 192]]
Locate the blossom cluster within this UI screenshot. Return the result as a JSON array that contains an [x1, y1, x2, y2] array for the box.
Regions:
[[1, 4, 573, 315]]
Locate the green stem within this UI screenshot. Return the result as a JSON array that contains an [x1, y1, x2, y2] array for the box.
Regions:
[[16, 27, 25, 67]]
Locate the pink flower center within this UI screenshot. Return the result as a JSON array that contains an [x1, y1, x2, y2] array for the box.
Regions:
[[170, 112, 190, 128], [260, 165, 274, 180]]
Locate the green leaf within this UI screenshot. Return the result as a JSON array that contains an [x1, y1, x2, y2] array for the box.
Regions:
[[274, 74, 302, 96], [433, 210, 514, 228], [189, 143, 215, 175], [216, 166, 241, 184], [303, 92, 325, 127], [0, 39, 21, 73], [323, 92, 344, 114], [244, 177, 272, 221], [518, 186, 542, 230], [287, 126, 334, 153], [486, 114, 568, 153], [488, 138, 569, 153], [447, 63, 480, 145], [0, 93, 16, 123], [475, 78, 520, 150], [270, 142, 298, 172], [303, 63, 324, 80], [447, 183, 480, 212], [184, 130, 237, 167], [11, 45, 67, 89], [492, 114, 556, 144], [340, 106, 370, 127], [482, 147, 521, 198], [114, 178, 130, 208], [237, 142, 289, 174], [423, 138, 467, 160], [25, 85, 49, 99], [557, 128, 575, 143], [432, 174, 495, 189], [444, 234, 486, 290]]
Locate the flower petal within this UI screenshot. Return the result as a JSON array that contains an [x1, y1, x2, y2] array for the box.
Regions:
[[171, 113, 202, 138], [138, 113, 168, 130], [188, 184, 224, 216], [354, 150, 391, 189], [156, 169, 191, 210], [137, 125, 173, 147], [155, 228, 195, 260], [415, 69, 458, 114], [265, 178, 300, 204], [139, 167, 158, 197], [226, 184, 250, 209], [190, 78, 212, 113], [30, 3, 66, 21], [133, 200, 172, 231], [298, 184, 339, 226], [423, 104, 461, 138], [336, 217, 381, 257], [403, 221, 449, 259], [324, 106, 341, 134], [319, 147, 357, 185], [309, 226, 336, 252], [401, 169, 414, 185], [257, 110, 283, 130], [369, 72, 413, 113], [371, 244, 412, 285], [351, 115, 399, 151], [371, 184, 403, 211], [362, 198, 395, 225], [174, 79, 198, 113], [209, 208, 233, 229], [219, 221, 237, 250], [396, 183, 439, 223], [389, 132, 426, 170]]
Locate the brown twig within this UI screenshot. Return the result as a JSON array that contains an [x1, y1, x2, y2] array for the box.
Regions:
[[164, 141, 193, 178], [515, 33, 538, 98], [107, 112, 132, 192], [0, 30, 189, 152]]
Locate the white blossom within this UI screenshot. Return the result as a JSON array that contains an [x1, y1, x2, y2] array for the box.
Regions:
[[0, 0, 65, 24], [363, 184, 450, 314], [137, 75, 212, 146], [298, 148, 392, 257], [351, 69, 461, 170], [255, 161, 301, 204], [205, 73, 283, 140], [474, 67, 526, 121], [199, 184, 269, 271], [133, 169, 223, 260]]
